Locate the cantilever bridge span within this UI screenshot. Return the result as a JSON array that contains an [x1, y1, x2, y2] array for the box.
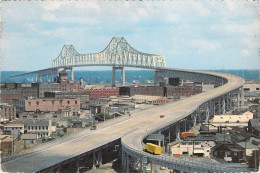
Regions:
[[10, 37, 166, 86], [52, 37, 166, 69]]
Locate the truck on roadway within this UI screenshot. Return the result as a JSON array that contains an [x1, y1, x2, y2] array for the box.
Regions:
[[143, 143, 161, 155], [180, 132, 194, 139]]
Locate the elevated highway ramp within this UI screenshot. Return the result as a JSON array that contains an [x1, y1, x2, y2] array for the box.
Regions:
[[2, 69, 248, 173]]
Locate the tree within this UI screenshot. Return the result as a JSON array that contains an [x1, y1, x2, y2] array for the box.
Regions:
[[252, 98, 260, 104], [248, 150, 259, 169], [95, 113, 112, 122]]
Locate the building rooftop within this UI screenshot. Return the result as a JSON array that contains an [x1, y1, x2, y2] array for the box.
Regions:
[[213, 143, 244, 152], [249, 118, 260, 128], [58, 70, 68, 75], [237, 141, 258, 149], [21, 134, 37, 140], [24, 120, 50, 126], [0, 135, 13, 142], [4, 120, 24, 126]]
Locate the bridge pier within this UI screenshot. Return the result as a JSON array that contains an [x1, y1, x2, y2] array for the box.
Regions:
[[92, 149, 102, 169], [142, 157, 148, 173], [112, 66, 125, 87], [71, 68, 74, 81], [175, 122, 180, 140]]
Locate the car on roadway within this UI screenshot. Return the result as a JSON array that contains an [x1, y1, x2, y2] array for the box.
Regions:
[[90, 125, 97, 130], [160, 114, 165, 118]]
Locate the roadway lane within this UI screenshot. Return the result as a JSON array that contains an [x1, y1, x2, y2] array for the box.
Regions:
[[2, 71, 244, 173]]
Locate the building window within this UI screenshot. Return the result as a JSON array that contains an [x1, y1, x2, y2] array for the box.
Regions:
[[36, 101, 39, 106], [46, 126, 48, 130], [256, 88, 259, 90], [75, 101, 77, 105], [35, 126, 37, 130], [29, 102, 31, 106], [39, 126, 41, 130], [52, 101, 54, 105], [67, 101, 70, 104]]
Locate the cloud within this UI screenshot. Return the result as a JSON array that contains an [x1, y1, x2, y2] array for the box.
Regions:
[[40, 1, 67, 11], [1, 1, 259, 71], [191, 39, 221, 53], [240, 49, 251, 57]]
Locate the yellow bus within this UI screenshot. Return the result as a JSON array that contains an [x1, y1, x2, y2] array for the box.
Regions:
[[143, 143, 161, 155]]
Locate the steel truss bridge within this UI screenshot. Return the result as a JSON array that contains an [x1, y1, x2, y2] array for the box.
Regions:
[[4, 38, 254, 173], [10, 37, 166, 86]]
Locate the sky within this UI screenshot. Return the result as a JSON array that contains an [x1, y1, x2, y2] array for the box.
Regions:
[[1, 0, 259, 71]]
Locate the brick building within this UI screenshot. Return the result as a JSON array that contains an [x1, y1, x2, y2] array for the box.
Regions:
[[32, 83, 61, 98], [119, 85, 202, 98], [13, 98, 80, 115], [84, 88, 119, 100], [44, 91, 90, 103], [119, 86, 164, 97], [0, 104, 16, 121], [0, 83, 38, 105], [60, 81, 80, 92], [0, 135, 14, 155], [166, 86, 202, 98]]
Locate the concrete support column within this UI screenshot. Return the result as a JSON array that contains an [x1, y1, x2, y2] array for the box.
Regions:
[[154, 70, 157, 86], [92, 149, 102, 170], [57, 164, 61, 173], [112, 66, 116, 87], [168, 128, 171, 144], [139, 159, 143, 172], [93, 152, 96, 170], [142, 157, 148, 173], [122, 149, 126, 171], [71, 68, 74, 81], [76, 158, 79, 173], [51, 74, 53, 83], [192, 112, 196, 127], [222, 96, 226, 115], [126, 153, 130, 173], [184, 120, 187, 132], [237, 93, 240, 108], [241, 88, 244, 107], [121, 67, 125, 86], [205, 104, 209, 124], [175, 123, 180, 140]]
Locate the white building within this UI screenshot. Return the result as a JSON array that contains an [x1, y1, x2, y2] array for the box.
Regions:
[[243, 82, 260, 93], [212, 111, 253, 127], [170, 141, 211, 157], [24, 120, 56, 138], [4, 120, 25, 133]]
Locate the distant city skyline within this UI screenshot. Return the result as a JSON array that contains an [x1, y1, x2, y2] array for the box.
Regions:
[[1, 1, 259, 71]]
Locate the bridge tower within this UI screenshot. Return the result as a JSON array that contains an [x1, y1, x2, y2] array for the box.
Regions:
[[112, 66, 125, 87]]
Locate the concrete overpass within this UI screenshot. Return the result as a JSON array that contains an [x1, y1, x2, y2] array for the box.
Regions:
[[2, 68, 252, 173]]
